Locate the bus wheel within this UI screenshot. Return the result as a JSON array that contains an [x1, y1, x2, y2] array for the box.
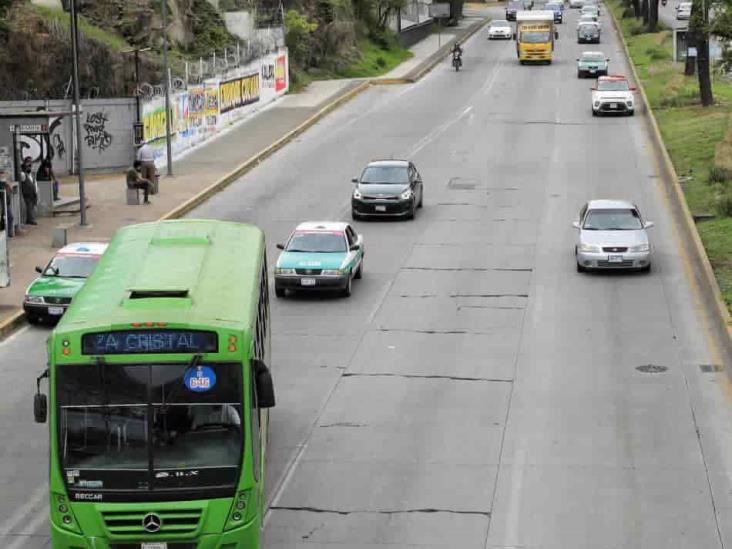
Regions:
[[275, 286, 285, 298]]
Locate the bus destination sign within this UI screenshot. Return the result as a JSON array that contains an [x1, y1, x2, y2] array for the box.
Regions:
[[82, 330, 219, 355]]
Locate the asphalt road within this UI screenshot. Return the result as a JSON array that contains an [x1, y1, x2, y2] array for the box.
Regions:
[[3, 4, 732, 548]]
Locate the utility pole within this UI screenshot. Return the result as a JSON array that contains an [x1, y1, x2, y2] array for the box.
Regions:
[[69, 0, 87, 226], [122, 47, 152, 124], [161, 0, 173, 176]]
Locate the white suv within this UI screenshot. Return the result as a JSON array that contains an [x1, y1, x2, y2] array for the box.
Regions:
[[591, 75, 636, 116]]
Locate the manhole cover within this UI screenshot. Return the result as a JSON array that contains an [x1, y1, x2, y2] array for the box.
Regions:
[[699, 364, 723, 373], [636, 364, 668, 374], [448, 177, 478, 190]]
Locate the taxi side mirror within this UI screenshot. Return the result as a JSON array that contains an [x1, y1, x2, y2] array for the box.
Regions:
[[351, 177, 358, 183], [350, 244, 361, 251], [555, 31, 559, 39], [590, 87, 597, 90], [644, 221, 655, 228], [252, 359, 275, 408], [276, 243, 285, 250], [35, 266, 43, 274], [631, 86, 638, 91]]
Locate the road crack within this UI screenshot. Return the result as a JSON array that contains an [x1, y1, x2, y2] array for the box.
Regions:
[[270, 506, 491, 517], [342, 372, 513, 383]]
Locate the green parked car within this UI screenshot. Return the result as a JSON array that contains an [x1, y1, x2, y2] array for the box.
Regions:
[[23, 242, 108, 324]]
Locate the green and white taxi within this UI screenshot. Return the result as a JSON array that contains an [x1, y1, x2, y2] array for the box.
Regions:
[[23, 242, 108, 324], [274, 222, 364, 297], [577, 51, 609, 78]]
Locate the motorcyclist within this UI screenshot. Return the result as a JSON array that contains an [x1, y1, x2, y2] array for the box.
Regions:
[[451, 42, 463, 69]]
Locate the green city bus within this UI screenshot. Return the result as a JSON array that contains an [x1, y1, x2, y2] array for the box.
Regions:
[[34, 219, 275, 549]]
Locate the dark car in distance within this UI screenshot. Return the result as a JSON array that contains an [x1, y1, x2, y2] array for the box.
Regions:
[[506, 1, 522, 20], [351, 160, 424, 220]]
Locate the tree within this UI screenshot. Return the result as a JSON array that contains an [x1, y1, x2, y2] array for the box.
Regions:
[[648, 0, 659, 31], [642, 0, 649, 24], [689, 0, 713, 105]]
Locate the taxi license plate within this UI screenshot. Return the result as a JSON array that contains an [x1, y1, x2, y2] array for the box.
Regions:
[[608, 255, 623, 263], [141, 544, 167, 549], [589, 69, 596, 73], [375, 205, 387, 212], [610, 103, 618, 109], [300, 278, 316, 287], [48, 306, 64, 316]]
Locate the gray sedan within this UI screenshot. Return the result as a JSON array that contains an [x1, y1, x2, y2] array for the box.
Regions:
[[573, 199, 654, 272]]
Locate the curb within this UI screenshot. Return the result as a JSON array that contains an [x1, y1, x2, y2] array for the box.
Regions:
[[0, 17, 490, 341], [609, 5, 732, 360]]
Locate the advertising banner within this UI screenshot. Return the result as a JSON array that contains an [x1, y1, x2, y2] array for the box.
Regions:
[[219, 73, 261, 114]]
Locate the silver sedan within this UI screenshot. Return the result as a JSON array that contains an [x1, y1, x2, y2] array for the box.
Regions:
[[573, 199, 654, 272]]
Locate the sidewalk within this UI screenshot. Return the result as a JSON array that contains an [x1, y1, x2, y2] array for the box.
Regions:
[[0, 13, 489, 329]]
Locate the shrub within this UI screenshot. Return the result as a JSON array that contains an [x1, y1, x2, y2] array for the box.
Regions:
[[709, 166, 731, 185], [646, 45, 667, 61], [376, 55, 386, 67], [621, 6, 635, 18], [715, 189, 732, 217], [285, 9, 319, 67]]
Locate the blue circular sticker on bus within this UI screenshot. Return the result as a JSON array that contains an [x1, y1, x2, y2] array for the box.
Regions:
[[184, 366, 217, 393]]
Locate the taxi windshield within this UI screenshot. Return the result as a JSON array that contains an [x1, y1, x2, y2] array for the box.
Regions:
[[45, 255, 100, 278], [287, 232, 347, 253], [582, 53, 605, 61], [598, 79, 630, 91], [521, 31, 551, 43]]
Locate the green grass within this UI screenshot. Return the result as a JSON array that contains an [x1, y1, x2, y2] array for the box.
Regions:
[[31, 5, 130, 51], [609, 0, 732, 308], [335, 37, 413, 78]]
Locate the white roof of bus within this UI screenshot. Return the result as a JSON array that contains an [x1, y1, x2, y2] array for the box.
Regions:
[[516, 10, 555, 20]]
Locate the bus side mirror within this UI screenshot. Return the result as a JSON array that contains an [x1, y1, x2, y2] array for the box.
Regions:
[[252, 359, 275, 408], [34, 369, 49, 423], [34, 393, 47, 423]]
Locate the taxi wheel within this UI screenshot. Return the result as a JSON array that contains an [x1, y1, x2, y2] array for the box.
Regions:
[[27, 314, 41, 325], [355, 259, 363, 279], [275, 286, 285, 298], [342, 276, 352, 297]]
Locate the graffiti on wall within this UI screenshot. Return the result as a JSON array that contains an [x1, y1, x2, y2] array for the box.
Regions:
[[205, 87, 219, 128], [262, 63, 275, 88], [16, 117, 66, 164], [83, 111, 113, 152], [219, 73, 260, 114]]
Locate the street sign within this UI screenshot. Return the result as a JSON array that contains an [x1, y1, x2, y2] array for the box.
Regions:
[[429, 2, 451, 17], [688, 46, 698, 57]]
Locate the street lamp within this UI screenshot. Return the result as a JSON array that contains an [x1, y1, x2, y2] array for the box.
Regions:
[[69, 0, 87, 226]]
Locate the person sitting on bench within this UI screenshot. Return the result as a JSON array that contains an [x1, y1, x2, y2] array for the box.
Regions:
[[126, 160, 153, 204]]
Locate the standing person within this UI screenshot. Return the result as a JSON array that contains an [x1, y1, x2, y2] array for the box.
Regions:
[[19, 157, 38, 225], [36, 157, 60, 201], [136, 142, 156, 189], [126, 160, 153, 204]]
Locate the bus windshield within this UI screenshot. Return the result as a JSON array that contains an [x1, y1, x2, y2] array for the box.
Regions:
[[521, 31, 551, 43], [57, 361, 243, 496]]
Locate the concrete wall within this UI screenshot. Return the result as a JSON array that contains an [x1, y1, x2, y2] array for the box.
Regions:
[[0, 98, 136, 175], [398, 19, 434, 47]]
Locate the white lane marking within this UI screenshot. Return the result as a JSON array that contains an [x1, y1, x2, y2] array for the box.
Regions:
[[408, 105, 475, 157], [0, 484, 46, 538], [501, 449, 526, 547], [3, 510, 49, 549], [0, 325, 29, 348]]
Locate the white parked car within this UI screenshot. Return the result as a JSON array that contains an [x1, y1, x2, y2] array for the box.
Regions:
[[591, 75, 636, 116], [488, 19, 513, 39], [569, 0, 584, 8]]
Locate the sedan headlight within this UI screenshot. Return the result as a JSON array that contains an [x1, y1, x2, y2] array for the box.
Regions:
[[275, 268, 296, 275], [593, 101, 600, 107], [400, 189, 413, 200], [578, 243, 601, 253], [630, 243, 650, 252], [353, 188, 362, 200], [626, 100, 633, 107], [322, 269, 345, 276], [25, 295, 44, 304]]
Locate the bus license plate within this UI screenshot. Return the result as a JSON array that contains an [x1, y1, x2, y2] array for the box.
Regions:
[[141, 543, 167, 549], [375, 205, 387, 212], [300, 278, 316, 287], [48, 307, 64, 316], [608, 255, 623, 263]]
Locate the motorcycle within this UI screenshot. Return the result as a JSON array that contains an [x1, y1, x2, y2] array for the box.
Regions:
[[452, 50, 463, 71]]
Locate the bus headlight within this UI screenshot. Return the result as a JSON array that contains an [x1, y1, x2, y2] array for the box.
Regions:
[[51, 493, 81, 533], [225, 490, 253, 531]]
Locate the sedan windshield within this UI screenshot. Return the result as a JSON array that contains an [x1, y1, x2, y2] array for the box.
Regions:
[[581, 53, 605, 62], [491, 20, 510, 27], [57, 361, 243, 495], [361, 165, 409, 184], [583, 209, 643, 230], [287, 231, 347, 253], [598, 80, 630, 91], [521, 31, 551, 43], [45, 255, 100, 278]]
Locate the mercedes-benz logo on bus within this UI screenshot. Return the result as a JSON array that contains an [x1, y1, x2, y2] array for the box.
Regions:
[[142, 513, 162, 533]]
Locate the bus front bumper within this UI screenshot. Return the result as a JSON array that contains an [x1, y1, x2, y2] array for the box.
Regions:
[[51, 519, 259, 549]]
